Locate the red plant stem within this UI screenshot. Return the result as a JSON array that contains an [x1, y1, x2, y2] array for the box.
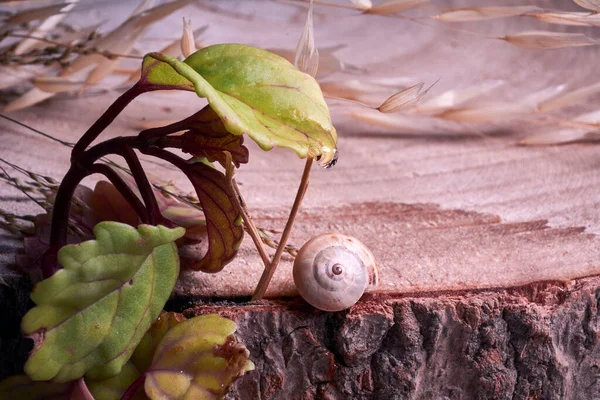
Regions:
[[88, 163, 149, 223], [46, 137, 143, 277], [138, 145, 189, 173], [138, 117, 194, 142], [43, 163, 90, 278], [70, 83, 149, 163], [115, 145, 160, 225], [121, 373, 146, 400]]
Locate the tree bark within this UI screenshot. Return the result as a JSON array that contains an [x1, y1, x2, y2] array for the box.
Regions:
[[179, 277, 600, 400]]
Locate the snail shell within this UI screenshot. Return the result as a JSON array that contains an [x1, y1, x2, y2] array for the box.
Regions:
[[293, 233, 379, 312]]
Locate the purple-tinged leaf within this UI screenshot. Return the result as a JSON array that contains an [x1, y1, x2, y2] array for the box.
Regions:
[[144, 314, 254, 400]]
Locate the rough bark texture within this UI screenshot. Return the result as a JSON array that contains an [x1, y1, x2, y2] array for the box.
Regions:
[[2, 271, 600, 398], [178, 277, 600, 400]]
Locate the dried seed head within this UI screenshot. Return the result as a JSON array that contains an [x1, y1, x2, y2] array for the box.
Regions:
[[432, 6, 540, 22], [350, 0, 372, 10], [500, 30, 599, 49], [367, 0, 430, 15], [181, 17, 195, 58], [294, 0, 319, 77], [573, 0, 600, 11]]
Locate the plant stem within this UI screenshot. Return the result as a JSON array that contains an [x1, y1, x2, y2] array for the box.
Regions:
[[138, 116, 194, 141], [121, 373, 146, 400], [44, 164, 90, 277], [89, 163, 149, 224], [71, 84, 149, 163], [231, 179, 271, 268], [252, 156, 313, 300], [46, 136, 151, 276], [116, 145, 160, 225]]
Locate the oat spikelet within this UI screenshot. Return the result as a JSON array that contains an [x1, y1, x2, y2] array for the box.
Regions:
[[32, 76, 85, 93], [7, 1, 77, 24], [413, 81, 504, 114], [350, 0, 372, 10], [295, 0, 319, 77], [500, 31, 599, 49], [378, 83, 424, 112], [573, 0, 600, 11], [4, 88, 55, 113], [436, 85, 565, 122], [13, 0, 80, 56], [527, 12, 600, 27], [432, 6, 540, 22], [378, 80, 437, 113], [519, 129, 597, 145], [520, 111, 600, 145], [537, 82, 600, 112], [181, 17, 195, 58], [367, 0, 430, 15]]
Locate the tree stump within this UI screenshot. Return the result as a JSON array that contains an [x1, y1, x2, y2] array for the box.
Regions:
[[1, 1, 599, 398], [184, 278, 600, 400]]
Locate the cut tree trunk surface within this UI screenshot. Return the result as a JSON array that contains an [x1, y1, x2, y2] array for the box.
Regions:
[[1, 90, 599, 298]]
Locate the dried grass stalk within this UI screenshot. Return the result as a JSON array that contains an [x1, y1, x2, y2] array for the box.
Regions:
[[32, 76, 84, 93], [575, 110, 600, 125], [500, 31, 599, 49], [6, 1, 75, 24], [349, 0, 372, 10], [572, 0, 600, 11], [520, 128, 599, 145], [294, 0, 319, 77], [271, 45, 359, 76], [432, 6, 539, 22], [180, 18, 195, 58], [321, 77, 413, 103], [4, 88, 55, 112], [131, 0, 159, 15], [0, 67, 37, 90], [349, 109, 428, 130], [412, 81, 503, 114], [366, 0, 430, 15], [537, 82, 600, 112], [378, 82, 424, 112], [527, 12, 600, 27], [13, 0, 79, 55], [436, 105, 525, 122], [4, 0, 189, 112], [436, 85, 565, 122]]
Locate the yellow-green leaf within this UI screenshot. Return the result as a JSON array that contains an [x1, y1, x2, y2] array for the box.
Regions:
[[131, 311, 187, 373], [144, 314, 254, 400], [22, 222, 185, 382], [139, 44, 338, 167]]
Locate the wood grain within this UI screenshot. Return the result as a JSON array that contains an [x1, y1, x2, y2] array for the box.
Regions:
[[0, 0, 599, 300]]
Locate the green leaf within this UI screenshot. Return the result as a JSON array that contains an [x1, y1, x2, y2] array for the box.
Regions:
[[86, 362, 143, 400], [22, 222, 185, 382], [144, 314, 254, 400], [131, 311, 186, 372], [140, 44, 338, 167], [176, 160, 244, 272]]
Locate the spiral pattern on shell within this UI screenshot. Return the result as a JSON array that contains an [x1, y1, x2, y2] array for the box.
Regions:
[[293, 233, 378, 311]]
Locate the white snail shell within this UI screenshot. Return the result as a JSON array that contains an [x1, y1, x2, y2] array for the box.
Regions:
[[293, 233, 379, 312]]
